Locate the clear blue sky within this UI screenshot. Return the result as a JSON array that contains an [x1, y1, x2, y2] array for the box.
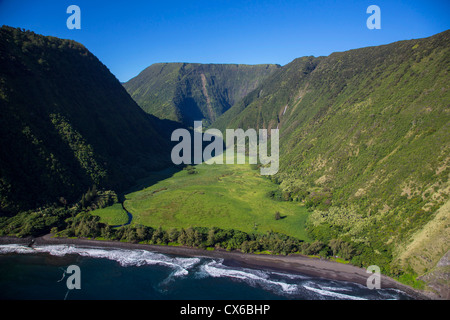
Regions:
[[1, 0, 449, 82]]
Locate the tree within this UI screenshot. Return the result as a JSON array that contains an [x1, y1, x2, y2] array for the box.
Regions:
[[193, 230, 203, 247], [136, 225, 149, 241], [207, 228, 216, 246], [151, 226, 164, 244], [308, 240, 324, 255], [168, 228, 180, 242], [340, 242, 355, 260], [126, 228, 137, 242], [101, 225, 112, 239], [240, 241, 251, 253], [329, 238, 343, 256], [185, 227, 195, 246], [282, 191, 291, 201], [178, 228, 187, 245]]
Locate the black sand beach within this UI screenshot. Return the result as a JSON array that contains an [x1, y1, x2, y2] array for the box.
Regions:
[[0, 234, 433, 300]]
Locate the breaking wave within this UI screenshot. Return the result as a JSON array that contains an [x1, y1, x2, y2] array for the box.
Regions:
[[303, 283, 367, 300], [198, 260, 298, 294], [0, 244, 199, 278], [0, 244, 413, 300]]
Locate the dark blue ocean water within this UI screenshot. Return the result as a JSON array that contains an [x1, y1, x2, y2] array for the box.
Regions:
[[0, 244, 413, 300]]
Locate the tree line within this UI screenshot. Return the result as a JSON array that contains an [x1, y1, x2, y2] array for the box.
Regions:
[[1, 184, 357, 264], [55, 211, 356, 260]]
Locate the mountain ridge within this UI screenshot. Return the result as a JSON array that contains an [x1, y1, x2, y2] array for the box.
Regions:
[[0, 26, 174, 214], [123, 62, 280, 125], [212, 29, 450, 293], [1, 25, 448, 297]]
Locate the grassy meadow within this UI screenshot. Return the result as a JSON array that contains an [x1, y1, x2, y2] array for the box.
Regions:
[[121, 154, 310, 241], [91, 203, 129, 226]]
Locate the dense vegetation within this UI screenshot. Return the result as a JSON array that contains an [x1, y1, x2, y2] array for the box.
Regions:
[[0, 26, 174, 215], [0, 184, 118, 237], [0, 177, 351, 260], [124, 158, 310, 240], [1, 26, 448, 294], [214, 30, 450, 284], [123, 62, 280, 126], [58, 216, 311, 256]]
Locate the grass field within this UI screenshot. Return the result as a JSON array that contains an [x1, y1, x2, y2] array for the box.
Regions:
[[123, 155, 310, 241], [91, 203, 129, 226]]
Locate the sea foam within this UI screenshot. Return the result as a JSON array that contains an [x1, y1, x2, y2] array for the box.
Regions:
[[199, 260, 298, 294], [0, 244, 199, 277], [0, 244, 411, 300], [303, 282, 367, 300]]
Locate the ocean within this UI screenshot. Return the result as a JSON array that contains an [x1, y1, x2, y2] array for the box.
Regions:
[[0, 244, 413, 300]]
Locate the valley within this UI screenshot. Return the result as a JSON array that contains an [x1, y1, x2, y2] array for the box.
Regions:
[[122, 157, 310, 240], [0, 25, 448, 298]]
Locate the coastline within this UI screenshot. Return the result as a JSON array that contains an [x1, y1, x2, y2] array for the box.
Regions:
[[0, 234, 433, 300]]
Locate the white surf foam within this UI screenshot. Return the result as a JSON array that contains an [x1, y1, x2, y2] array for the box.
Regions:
[[0, 244, 199, 278], [270, 271, 311, 280], [200, 260, 298, 294], [303, 282, 367, 300], [317, 284, 353, 292], [0, 244, 36, 254], [0, 244, 409, 300]]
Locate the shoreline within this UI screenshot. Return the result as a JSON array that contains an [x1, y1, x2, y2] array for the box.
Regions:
[[0, 235, 434, 300]]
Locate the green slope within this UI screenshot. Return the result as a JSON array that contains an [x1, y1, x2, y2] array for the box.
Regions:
[[123, 62, 280, 125], [0, 26, 173, 214], [124, 156, 310, 240], [213, 30, 450, 284]]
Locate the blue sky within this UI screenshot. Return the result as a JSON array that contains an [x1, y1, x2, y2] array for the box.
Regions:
[[1, 0, 449, 82]]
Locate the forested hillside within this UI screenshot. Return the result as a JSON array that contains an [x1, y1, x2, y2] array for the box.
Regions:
[[214, 30, 450, 286], [1, 25, 448, 297], [0, 26, 173, 215]]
